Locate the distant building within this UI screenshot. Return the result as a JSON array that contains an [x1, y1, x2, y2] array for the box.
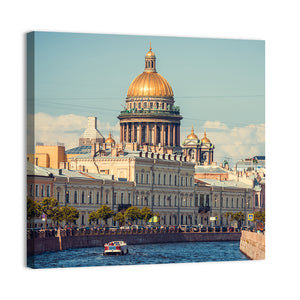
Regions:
[[182, 127, 215, 165], [236, 156, 265, 172], [79, 116, 105, 146]]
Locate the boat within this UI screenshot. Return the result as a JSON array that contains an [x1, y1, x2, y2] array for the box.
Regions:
[[103, 241, 128, 255]]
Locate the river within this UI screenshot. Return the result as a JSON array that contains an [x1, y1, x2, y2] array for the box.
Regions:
[[27, 241, 249, 269]]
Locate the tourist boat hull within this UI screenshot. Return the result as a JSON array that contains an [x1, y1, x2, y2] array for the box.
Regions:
[[103, 241, 128, 255]]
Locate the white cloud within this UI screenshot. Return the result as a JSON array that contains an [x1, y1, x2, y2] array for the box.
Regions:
[[181, 123, 265, 166], [202, 120, 228, 130], [32, 113, 119, 151]]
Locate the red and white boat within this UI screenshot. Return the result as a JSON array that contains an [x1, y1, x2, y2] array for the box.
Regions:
[[103, 241, 128, 255]]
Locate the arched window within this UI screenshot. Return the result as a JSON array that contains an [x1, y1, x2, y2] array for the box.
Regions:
[[81, 191, 85, 204], [169, 174, 172, 185], [175, 175, 177, 186], [164, 174, 166, 185], [158, 174, 161, 185], [74, 191, 77, 204]]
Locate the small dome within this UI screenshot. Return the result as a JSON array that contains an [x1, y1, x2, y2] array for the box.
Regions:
[[105, 132, 115, 144], [145, 44, 155, 57], [201, 130, 211, 143], [187, 126, 198, 139]]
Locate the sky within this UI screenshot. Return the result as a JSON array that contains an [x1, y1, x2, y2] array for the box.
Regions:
[[29, 31, 265, 166]]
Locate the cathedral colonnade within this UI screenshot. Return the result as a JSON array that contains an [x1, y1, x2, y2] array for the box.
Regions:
[[120, 122, 180, 147]]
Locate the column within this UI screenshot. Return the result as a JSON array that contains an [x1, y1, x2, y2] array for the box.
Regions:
[[138, 124, 142, 144], [173, 124, 176, 146], [132, 123, 135, 143], [126, 123, 129, 143], [177, 125, 180, 146], [146, 123, 150, 144], [161, 124, 165, 146], [168, 124, 171, 146]]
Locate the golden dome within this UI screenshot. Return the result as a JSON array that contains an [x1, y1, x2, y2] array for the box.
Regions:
[[105, 132, 115, 144], [187, 126, 198, 139], [127, 72, 173, 98], [127, 45, 173, 98], [201, 130, 211, 143]]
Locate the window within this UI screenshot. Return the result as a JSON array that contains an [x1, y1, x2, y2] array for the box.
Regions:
[[74, 191, 78, 204], [169, 175, 172, 186], [146, 174, 149, 184], [231, 198, 234, 208], [57, 191, 60, 201], [66, 191, 69, 204], [174, 175, 177, 186], [136, 173, 139, 183], [113, 192, 117, 205], [226, 197, 228, 208], [190, 177, 193, 186], [82, 191, 85, 204], [164, 174, 166, 185], [206, 195, 209, 206], [121, 193, 124, 204], [29, 184, 33, 197], [236, 198, 239, 208], [128, 193, 131, 204], [96, 192, 99, 204], [46, 185, 51, 197], [141, 174, 144, 184], [143, 102, 147, 108], [158, 195, 161, 206], [242, 198, 244, 208], [158, 174, 161, 185], [255, 195, 259, 206], [106, 193, 109, 204], [152, 173, 155, 184], [41, 185, 45, 197], [89, 192, 92, 204], [35, 184, 39, 197], [181, 177, 183, 186]]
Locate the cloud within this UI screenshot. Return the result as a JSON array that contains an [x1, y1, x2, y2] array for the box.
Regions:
[[202, 121, 228, 130], [31, 113, 119, 151], [181, 123, 265, 166]]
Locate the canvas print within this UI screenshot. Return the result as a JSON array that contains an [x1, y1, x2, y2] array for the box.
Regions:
[[26, 32, 265, 268]]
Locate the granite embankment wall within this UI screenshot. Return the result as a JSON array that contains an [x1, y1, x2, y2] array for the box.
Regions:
[[27, 230, 241, 256], [239, 230, 265, 260]]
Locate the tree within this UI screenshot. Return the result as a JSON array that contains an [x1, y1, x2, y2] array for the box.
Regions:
[[27, 197, 42, 221], [61, 206, 79, 227], [232, 212, 245, 228], [140, 207, 154, 224], [114, 212, 125, 226], [40, 197, 60, 228], [97, 205, 115, 225], [254, 210, 265, 223], [88, 211, 99, 226], [224, 212, 233, 226], [124, 206, 141, 224], [51, 207, 64, 227]]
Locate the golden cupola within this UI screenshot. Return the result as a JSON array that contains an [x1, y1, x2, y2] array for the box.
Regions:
[[126, 45, 174, 98], [201, 130, 211, 143], [187, 126, 198, 139], [105, 132, 115, 144]]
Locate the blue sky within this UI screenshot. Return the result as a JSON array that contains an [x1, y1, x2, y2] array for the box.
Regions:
[[30, 31, 265, 165]]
